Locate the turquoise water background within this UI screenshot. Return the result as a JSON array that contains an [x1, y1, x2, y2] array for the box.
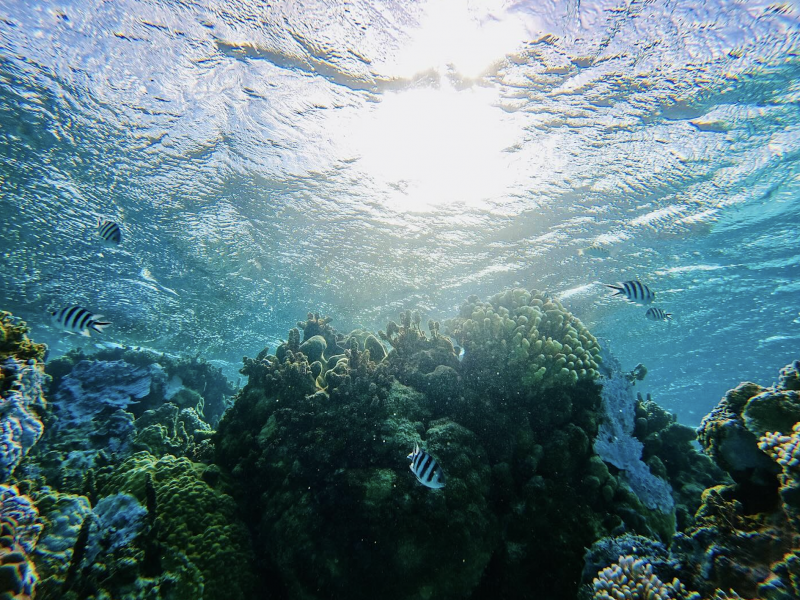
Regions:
[[1, 0, 799, 425]]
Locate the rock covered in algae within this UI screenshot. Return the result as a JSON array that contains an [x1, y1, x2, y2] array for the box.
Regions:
[[672, 360, 800, 599], [445, 288, 601, 393]]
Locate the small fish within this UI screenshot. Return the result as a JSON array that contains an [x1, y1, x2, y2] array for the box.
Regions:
[[51, 305, 110, 337], [645, 307, 672, 321], [407, 443, 445, 489], [604, 280, 655, 304], [578, 242, 612, 259], [97, 219, 122, 246]]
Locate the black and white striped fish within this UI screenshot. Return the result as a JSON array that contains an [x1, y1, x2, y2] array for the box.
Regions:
[[645, 307, 672, 321], [407, 444, 446, 489], [50, 305, 111, 337], [604, 280, 655, 304], [97, 219, 122, 246]]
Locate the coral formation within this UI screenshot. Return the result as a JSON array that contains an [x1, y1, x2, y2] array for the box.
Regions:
[[216, 295, 677, 600], [445, 289, 601, 393], [0, 359, 46, 483], [94, 451, 256, 600], [0, 312, 47, 365], [673, 360, 800, 599], [594, 360, 675, 514], [633, 393, 729, 529], [592, 554, 700, 600], [0, 515, 38, 600]]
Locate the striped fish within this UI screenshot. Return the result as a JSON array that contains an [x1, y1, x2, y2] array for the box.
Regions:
[[645, 307, 672, 321], [97, 219, 122, 246], [578, 242, 612, 259], [407, 444, 446, 489], [51, 305, 110, 337], [604, 280, 655, 304]]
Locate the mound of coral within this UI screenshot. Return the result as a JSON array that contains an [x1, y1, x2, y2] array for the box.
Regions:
[[215, 290, 683, 600]]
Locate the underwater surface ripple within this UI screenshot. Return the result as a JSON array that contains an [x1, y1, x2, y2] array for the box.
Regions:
[[1, 0, 799, 425]]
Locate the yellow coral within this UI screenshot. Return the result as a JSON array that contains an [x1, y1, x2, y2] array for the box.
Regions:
[[0, 311, 47, 363]]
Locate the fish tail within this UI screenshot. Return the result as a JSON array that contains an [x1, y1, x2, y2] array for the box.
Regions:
[[90, 320, 111, 334], [603, 283, 624, 295]]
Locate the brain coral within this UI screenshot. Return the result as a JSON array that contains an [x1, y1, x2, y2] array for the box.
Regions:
[[445, 289, 601, 392]]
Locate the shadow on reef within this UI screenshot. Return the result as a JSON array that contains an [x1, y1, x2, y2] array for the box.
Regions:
[[5, 296, 798, 600]]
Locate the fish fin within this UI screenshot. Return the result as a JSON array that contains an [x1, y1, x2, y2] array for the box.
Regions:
[[80, 329, 92, 338], [90, 320, 111, 334]]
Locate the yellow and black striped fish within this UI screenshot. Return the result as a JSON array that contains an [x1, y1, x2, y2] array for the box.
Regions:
[[407, 444, 446, 489], [97, 219, 122, 246], [51, 305, 110, 337]]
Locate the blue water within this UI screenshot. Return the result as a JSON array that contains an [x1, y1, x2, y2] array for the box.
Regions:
[[2, 1, 799, 424]]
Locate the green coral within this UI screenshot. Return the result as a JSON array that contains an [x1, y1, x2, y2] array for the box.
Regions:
[[96, 452, 256, 600], [134, 404, 213, 461], [445, 289, 601, 392]]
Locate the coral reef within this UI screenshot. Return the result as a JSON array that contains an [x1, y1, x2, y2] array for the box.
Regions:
[[0, 312, 47, 365], [216, 295, 677, 600], [1, 359, 47, 483], [673, 360, 800, 599], [0, 515, 38, 600], [591, 554, 700, 600], [594, 361, 675, 514], [46, 345, 235, 426], [1, 312, 48, 485], [94, 451, 256, 600], [633, 393, 729, 529], [445, 289, 601, 394]]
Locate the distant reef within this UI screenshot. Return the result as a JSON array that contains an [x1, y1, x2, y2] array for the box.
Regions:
[[1, 293, 798, 599]]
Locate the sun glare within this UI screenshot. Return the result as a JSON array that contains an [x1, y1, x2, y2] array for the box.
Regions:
[[351, 84, 522, 212], [387, 0, 533, 79]]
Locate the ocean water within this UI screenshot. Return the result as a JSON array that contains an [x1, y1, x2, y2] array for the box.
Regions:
[[2, 0, 799, 424], [1, 1, 800, 599]]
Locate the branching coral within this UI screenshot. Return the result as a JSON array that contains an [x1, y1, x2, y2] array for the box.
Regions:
[[593, 554, 700, 600], [446, 289, 601, 391], [759, 422, 800, 529]]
